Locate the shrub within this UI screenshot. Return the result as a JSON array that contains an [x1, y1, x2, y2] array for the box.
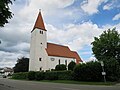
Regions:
[[11, 70, 73, 81], [28, 71, 36, 80], [104, 58, 120, 81], [44, 70, 72, 80], [35, 71, 45, 81], [73, 61, 102, 82], [68, 61, 76, 71], [57, 70, 73, 80], [55, 64, 67, 71], [45, 71, 58, 80], [12, 72, 28, 79]]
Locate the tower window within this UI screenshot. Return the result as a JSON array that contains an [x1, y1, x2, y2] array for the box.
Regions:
[[40, 31, 43, 34], [40, 31, 41, 34], [39, 58, 42, 61]]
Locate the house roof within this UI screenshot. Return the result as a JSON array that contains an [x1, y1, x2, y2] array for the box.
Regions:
[[32, 11, 46, 32], [46, 43, 82, 64], [3, 67, 13, 72]]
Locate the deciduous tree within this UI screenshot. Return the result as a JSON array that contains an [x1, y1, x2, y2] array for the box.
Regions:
[[0, 0, 14, 27], [91, 28, 120, 64], [14, 57, 29, 73]]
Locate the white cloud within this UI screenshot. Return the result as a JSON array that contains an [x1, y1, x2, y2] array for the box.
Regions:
[[0, 51, 29, 68], [103, 0, 120, 10], [46, 21, 103, 51], [81, 0, 105, 15], [112, 13, 120, 21], [19, 0, 74, 18], [103, 23, 120, 31], [103, 3, 112, 10]]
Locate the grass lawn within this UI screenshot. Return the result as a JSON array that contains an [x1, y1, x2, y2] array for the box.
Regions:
[[39, 80, 116, 86], [10, 78, 117, 86]]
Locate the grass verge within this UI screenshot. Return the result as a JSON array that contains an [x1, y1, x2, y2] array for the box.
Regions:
[[10, 78, 117, 86], [39, 80, 116, 86]]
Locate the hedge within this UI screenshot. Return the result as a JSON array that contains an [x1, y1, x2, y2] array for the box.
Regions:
[[35, 71, 45, 80], [45, 71, 58, 80], [28, 71, 36, 80], [12, 70, 72, 81], [12, 72, 28, 80], [45, 70, 72, 80], [73, 61, 103, 82]]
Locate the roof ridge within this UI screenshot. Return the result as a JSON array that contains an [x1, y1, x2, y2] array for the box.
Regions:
[[47, 42, 69, 48]]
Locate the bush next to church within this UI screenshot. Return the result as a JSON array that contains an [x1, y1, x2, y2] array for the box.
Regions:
[[44, 70, 72, 80], [45, 71, 58, 80], [12, 70, 73, 81], [12, 72, 28, 80], [35, 71, 45, 81], [57, 70, 73, 80], [73, 61, 103, 82], [55, 64, 67, 71], [28, 71, 36, 80]]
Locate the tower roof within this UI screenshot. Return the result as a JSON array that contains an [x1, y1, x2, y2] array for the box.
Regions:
[[32, 11, 46, 32]]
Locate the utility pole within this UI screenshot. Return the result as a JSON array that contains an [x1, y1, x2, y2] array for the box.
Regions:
[[100, 61, 106, 83]]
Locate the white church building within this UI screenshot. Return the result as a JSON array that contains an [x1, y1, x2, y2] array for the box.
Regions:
[[29, 11, 82, 71]]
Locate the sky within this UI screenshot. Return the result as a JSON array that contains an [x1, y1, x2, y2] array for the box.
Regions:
[[0, 0, 120, 68]]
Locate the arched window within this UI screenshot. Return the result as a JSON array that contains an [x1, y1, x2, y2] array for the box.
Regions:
[[59, 59, 60, 65], [65, 60, 67, 66]]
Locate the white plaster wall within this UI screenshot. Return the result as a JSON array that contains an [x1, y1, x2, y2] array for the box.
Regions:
[[47, 56, 76, 70], [29, 29, 48, 71]]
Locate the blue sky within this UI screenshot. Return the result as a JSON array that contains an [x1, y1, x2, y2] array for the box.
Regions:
[[0, 0, 120, 67]]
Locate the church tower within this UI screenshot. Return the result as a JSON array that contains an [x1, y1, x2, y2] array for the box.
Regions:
[[29, 11, 48, 71]]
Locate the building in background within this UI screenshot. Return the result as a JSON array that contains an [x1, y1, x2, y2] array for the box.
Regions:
[[0, 67, 13, 77]]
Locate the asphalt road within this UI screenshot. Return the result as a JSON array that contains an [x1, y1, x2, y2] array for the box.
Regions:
[[0, 78, 120, 90]]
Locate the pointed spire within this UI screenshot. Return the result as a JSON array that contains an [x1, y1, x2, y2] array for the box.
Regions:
[[32, 10, 46, 32]]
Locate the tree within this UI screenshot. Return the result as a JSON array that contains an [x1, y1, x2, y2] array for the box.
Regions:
[[0, 0, 14, 27], [14, 57, 29, 73], [68, 61, 76, 71], [91, 28, 120, 64], [55, 64, 67, 71]]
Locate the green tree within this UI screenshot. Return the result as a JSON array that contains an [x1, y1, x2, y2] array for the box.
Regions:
[[0, 0, 14, 27], [14, 57, 29, 73], [68, 61, 76, 71], [91, 28, 120, 64], [55, 64, 67, 71]]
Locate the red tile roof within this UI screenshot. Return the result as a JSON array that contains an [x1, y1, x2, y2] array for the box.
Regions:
[[32, 11, 46, 32], [46, 43, 82, 64]]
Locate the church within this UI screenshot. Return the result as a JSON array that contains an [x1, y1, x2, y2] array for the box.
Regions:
[[29, 11, 82, 71]]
